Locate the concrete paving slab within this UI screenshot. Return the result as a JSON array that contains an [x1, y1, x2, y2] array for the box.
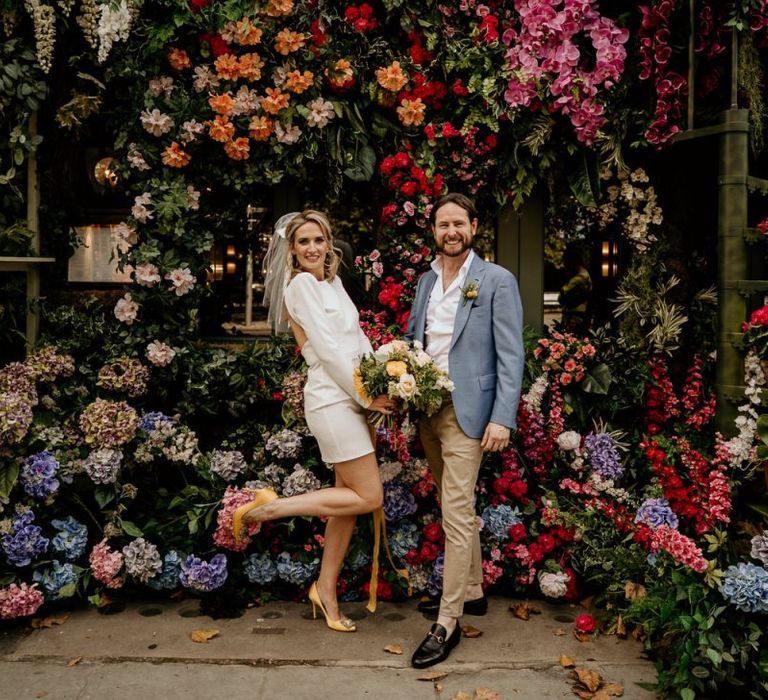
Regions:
[[0, 597, 657, 700]]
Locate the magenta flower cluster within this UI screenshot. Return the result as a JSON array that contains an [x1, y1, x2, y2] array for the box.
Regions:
[[502, 0, 629, 145]]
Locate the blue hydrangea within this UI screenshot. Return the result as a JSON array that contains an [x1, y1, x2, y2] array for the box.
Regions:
[[427, 552, 445, 596], [244, 552, 278, 585], [346, 548, 371, 571], [388, 520, 420, 560], [635, 498, 679, 530], [51, 516, 88, 561], [383, 481, 417, 522], [275, 552, 319, 586], [179, 553, 228, 593], [147, 551, 183, 590], [20, 451, 60, 498], [2, 511, 49, 567], [584, 432, 624, 480], [33, 560, 78, 600], [720, 562, 768, 613], [720, 563, 768, 613], [480, 504, 522, 541], [139, 411, 174, 433]]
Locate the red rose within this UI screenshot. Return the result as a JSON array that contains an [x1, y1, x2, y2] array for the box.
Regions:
[[508, 479, 528, 499], [400, 181, 418, 197], [574, 613, 597, 634], [423, 522, 444, 543], [394, 152, 411, 169], [508, 523, 527, 542], [190, 0, 211, 10], [419, 541, 440, 562], [272, 391, 284, 401], [201, 33, 231, 57]]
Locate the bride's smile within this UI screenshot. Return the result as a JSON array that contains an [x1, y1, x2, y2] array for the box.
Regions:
[[292, 222, 330, 279]]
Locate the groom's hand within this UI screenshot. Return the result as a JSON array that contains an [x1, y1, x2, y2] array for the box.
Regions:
[[481, 422, 510, 452]]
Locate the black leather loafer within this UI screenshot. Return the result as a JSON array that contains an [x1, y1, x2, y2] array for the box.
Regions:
[[417, 595, 488, 616], [411, 623, 461, 669]]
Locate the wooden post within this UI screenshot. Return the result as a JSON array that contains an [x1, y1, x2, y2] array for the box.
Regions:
[[496, 190, 544, 333], [26, 113, 41, 350]]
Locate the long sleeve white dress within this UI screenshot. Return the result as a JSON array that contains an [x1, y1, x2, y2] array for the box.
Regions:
[[283, 272, 375, 463]]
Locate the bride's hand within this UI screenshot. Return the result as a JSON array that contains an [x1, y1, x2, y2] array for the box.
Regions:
[[368, 395, 397, 415]]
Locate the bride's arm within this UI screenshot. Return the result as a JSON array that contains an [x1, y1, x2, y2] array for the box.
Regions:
[[284, 274, 371, 408]]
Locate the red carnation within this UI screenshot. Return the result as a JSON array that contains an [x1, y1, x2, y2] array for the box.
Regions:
[[574, 613, 597, 634], [423, 522, 444, 543]]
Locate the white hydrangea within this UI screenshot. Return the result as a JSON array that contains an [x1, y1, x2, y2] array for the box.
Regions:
[[538, 571, 569, 598]]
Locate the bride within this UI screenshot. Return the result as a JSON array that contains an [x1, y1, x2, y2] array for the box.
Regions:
[[233, 210, 394, 632]]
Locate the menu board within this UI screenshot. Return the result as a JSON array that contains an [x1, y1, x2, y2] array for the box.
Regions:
[[67, 225, 132, 283]]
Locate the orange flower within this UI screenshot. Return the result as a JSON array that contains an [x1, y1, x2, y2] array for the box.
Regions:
[[262, 87, 290, 115], [208, 93, 236, 116], [224, 137, 250, 161], [161, 142, 191, 168], [376, 61, 408, 92], [266, 0, 294, 16], [285, 70, 314, 94], [234, 18, 263, 46], [215, 54, 241, 80], [238, 53, 265, 82], [325, 58, 354, 87], [397, 97, 426, 127], [208, 115, 235, 142], [168, 48, 191, 70], [274, 29, 306, 56], [248, 116, 274, 141]]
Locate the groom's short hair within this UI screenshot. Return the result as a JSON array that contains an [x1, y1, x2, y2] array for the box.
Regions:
[[430, 192, 478, 225]]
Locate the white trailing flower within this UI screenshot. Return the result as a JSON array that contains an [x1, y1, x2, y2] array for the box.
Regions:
[[274, 122, 301, 144], [131, 193, 153, 222], [305, 98, 335, 128], [114, 293, 139, 324], [112, 222, 137, 252], [127, 143, 150, 171], [148, 76, 175, 98], [192, 65, 220, 93], [180, 120, 205, 145], [140, 108, 174, 137], [96, 0, 132, 63], [185, 186, 201, 210], [523, 374, 548, 413], [725, 351, 765, 470], [24, 0, 56, 73]]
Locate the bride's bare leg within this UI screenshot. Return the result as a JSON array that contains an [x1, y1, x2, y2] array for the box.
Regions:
[[244, 451, 383, 521]]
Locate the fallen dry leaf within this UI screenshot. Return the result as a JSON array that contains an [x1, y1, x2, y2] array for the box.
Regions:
[[383, 643, 403, 655], [593, 692, 611, 700], [474, 688, 503, 699], [560, 654, 576, 668], [419, 670, 449, 682], [601, 683, 624, 697], [579, 596, 594, 609], [462, 624, 483, 638], [554, 628, 567, 636], [190, 628, 220, 643], [631, 626, 646, 642], [573, 667, 602, 693], [574, 631, 592, 643], [31, 613, 70, 629], [511, 602, 539, 620], [572, 688, 594, 700], [450, 693, 473, 700], [624, 582, 647, 601], [35, 692, 48, 698], [66, 656, 82, 667], [614, 615, 627, 638]]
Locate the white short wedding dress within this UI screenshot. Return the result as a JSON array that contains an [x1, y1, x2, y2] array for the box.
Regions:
[[284, 272, 375, 464]]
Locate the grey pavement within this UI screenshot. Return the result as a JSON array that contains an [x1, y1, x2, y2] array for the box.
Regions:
[[0, 597, 657, 700]]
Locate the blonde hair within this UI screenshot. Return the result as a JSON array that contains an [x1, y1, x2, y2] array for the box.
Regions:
[[285, 209, 340, 281]]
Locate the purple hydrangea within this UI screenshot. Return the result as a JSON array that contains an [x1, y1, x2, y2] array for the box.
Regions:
[[634, 498, 679, 530], [720, 563, 768, 613], [139, 411, 174, 434], [584, 432, 623, 480], [383, 481, 418, 522], [2, 511, 49, 567], [51, 517, 88, 561], [32, 560, 78, 600], [179, 553, 228, 592], [147, 551, 183, 590], [275, 552, 318, 586], [427, 552, 445, 596], [20, 451, 60, 498], [480, 504, 522, 541], [244, 552, 278, 585]]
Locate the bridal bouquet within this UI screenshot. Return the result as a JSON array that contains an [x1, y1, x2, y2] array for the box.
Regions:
[[354, 339, 454, 424]]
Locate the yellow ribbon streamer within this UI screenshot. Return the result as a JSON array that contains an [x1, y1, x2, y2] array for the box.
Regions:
[[366, 426, 411, 613]]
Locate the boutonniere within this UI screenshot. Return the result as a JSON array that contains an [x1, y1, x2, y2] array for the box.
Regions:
[[462, 280, 480, 306]]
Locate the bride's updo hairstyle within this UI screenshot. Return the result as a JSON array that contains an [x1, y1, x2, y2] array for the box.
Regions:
[[285, 209, 341, 281]]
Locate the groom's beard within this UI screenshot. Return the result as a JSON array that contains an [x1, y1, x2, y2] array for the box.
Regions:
[[436, 237, 472, 257]]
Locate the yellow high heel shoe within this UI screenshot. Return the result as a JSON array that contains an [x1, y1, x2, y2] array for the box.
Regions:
[[232, 487, 278, 542], [308, 582, 356, 633]]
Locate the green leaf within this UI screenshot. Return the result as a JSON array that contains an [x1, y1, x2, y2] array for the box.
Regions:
[[581, 363, 612, 394], [757, 414, 768, 446], [120, 520, 144, 537], [706, 648, 721, 665], [0, 461, 19, 500], [94, 486, 116, 509], [680, 689, 696, 700], [343, 141, 376, 182], [567, 150, 600, 208]]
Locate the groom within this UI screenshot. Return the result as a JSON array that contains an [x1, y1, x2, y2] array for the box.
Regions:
[[406, 192, 524, 668]]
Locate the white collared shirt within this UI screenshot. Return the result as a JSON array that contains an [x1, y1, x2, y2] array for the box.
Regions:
[[425, 249, 476, 373]]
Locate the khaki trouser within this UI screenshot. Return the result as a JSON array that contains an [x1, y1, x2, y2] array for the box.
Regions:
[[419, 400, 484, 618]]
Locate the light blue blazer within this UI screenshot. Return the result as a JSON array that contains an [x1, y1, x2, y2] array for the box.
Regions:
[[405, 253, 525, 439]]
